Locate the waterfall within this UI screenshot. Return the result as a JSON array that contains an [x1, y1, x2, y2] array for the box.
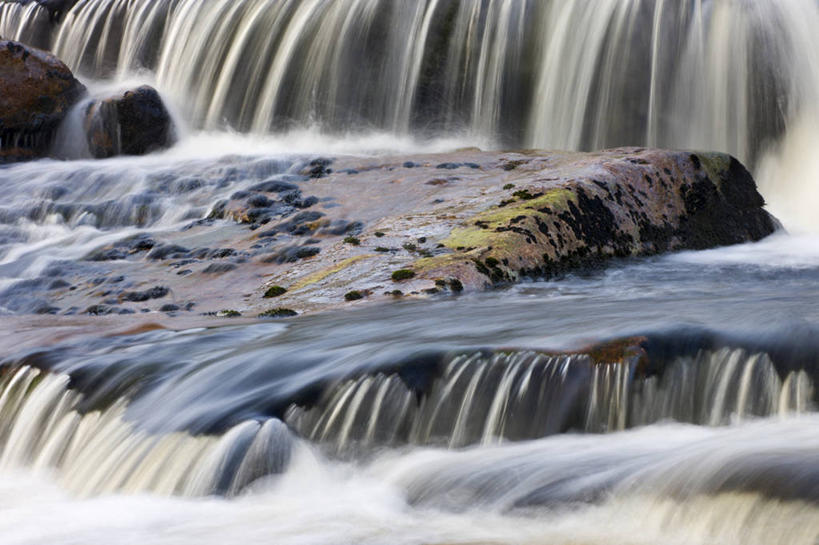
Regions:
[[0, 366, 293, 497], [0, 0, 814, 160], [0, 2, 48, 46], [286, 348, 815, 452]]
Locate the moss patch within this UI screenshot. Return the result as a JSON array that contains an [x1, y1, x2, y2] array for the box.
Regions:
[[263, 286, 287, 298], [512, 189, 536, 200], [443, 188, 575, 250], [259, 308, 298, 318], [693, 151, 731, 185], [391, 269, 416, 281], [344, 290, 364, 301]]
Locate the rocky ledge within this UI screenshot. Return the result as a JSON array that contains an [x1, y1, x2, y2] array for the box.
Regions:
[[3, 147, 777, 321], [257, 149, 775, 308]]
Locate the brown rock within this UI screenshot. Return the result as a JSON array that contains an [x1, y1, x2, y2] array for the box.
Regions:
[[0, 39, 85, 162], [84, 85, 176, 158], [409, 149, 778, 289]]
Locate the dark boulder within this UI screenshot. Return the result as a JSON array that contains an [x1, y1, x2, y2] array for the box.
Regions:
[[0, 40, 85, 162], [84, 85, 176, 159]]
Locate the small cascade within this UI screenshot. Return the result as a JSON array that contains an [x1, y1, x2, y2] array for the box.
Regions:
[[0, 154, 295, 231], [0, 128, 56, 158], [0, 366, 292, 497], [628, 348, 815, 427], [286, 348, 815, 452]]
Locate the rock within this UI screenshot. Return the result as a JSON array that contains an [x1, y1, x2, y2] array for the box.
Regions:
[[412, 149, 777, 289], [7, 149, 778, 318], [252, 149, 776, 313], [120, 286, 169, 302], [0, 40, 85, 162], [84, 85, 175, 158]]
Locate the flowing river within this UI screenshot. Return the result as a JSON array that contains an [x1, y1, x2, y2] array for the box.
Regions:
[[0, 1, 818, 544]]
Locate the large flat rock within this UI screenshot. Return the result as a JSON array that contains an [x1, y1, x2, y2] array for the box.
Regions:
[[10, 147, 776, 321], [251, 148, 775, 312]]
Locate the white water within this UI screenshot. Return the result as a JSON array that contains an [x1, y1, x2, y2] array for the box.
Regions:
[[0, 367, 292, 498], [34, 0, 817, 155], [0, 417, 817, 545]]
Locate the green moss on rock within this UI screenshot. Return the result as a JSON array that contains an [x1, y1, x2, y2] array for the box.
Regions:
[[391, 269, 415, 281], [259, 308, 298, 318], [263, 286, 287, 298], [344, 290, 364, 301]]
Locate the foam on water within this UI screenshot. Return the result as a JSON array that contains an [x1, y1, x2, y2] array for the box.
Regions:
[[668, 232, 819, 269], [756, 111, 819, 232], [159, 129, 489, 160]]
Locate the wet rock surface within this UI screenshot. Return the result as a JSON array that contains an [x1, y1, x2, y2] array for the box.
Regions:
[[84, 85, 176, 158], [0, 149, 777, 321], [0, 39, 85, 162]]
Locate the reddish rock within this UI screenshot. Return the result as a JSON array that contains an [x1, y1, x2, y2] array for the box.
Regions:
[[0, 39, 85, 162]]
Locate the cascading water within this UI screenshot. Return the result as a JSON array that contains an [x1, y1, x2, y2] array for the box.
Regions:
[[0, 366, 292, 497], [0, 2, 48, 46], [286, 348, 814, 451]]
